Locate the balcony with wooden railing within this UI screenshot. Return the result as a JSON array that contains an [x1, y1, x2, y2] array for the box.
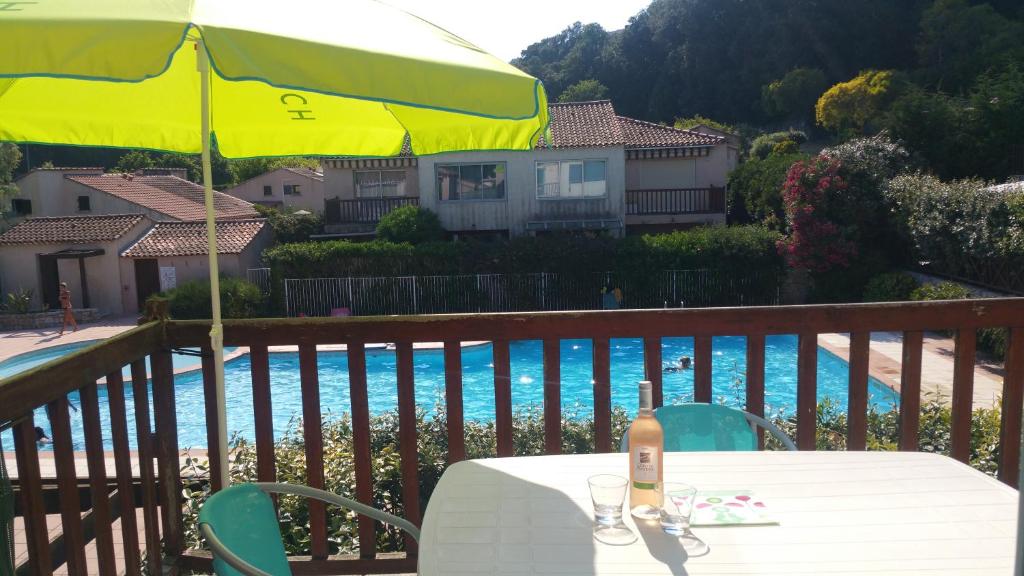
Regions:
[[625, 187, 726, 221], [2, 299, 1023, 574], [323, 196, 419, 225]]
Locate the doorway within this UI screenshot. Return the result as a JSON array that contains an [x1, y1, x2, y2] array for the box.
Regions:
[[38, 255, 59, 310], [134, 259, 160, 310]]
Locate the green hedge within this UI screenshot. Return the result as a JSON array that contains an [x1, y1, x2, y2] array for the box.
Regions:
[[862, 271, 920, 302], [909, 280, 1009, 360], [181, 397, 1002, 557], [155, 277, 267, 320], [263, 226, 784, 311]]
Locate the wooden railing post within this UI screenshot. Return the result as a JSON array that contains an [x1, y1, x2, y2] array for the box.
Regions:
[[542, 339, 562, 455], [130, 359, 162, 576], [298, 344, 328, 559], [46, 397, 87, 575], [694, 336, 712, 404], [951, 329, 977, 463], [346, 342, 377, 561], [200, 347, 223, 493], [151, 349, 184, 557], [998, 327, 1024, 486], [745, 334, 766, 449], [592, 337, 612, 453], [80, 382, 117, 574], [106, 371, 142, 575], [847, 332, 871, 451], [797, 332, 818, 450], [13, 416, 52, 576], [249, 345, 277, 484], [899, 331, 924, 451], [493, 340, 514, 457], [643, 337, 664, 407], [443, 341, 466, 463], [395, 342, 420, 556]]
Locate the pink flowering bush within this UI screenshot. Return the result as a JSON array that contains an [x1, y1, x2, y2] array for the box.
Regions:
[[777, 157, 857, 272]]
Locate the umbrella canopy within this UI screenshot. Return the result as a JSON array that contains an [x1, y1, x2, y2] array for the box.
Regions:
[[0, 0, 549, 489], [0, 0, 548, 156]]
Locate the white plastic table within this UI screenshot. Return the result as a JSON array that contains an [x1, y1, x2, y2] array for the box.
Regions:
[[418, 451, 1018, 575]]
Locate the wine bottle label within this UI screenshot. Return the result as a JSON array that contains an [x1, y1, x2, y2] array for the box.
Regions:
[[632, 446, 659, 489]]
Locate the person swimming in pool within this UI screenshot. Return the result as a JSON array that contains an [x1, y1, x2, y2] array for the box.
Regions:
[[664, 355, 692, 373]]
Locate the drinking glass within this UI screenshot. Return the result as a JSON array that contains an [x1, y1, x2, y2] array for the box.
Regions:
[[587, 474, 637, 545], [657, 482, 709, 555]]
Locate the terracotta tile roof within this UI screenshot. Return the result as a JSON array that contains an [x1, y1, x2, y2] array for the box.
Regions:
[[536, 100, 624, 149], [0, 214, 147, 245], [66, 174, 259, 221], [616, 116, 724, 149], [121, 219, 267, 258], [283, 167, 324, 182]]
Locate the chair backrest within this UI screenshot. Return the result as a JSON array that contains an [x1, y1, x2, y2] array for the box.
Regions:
[[621, 403, 759, 452], [199, 484, 291, 576]]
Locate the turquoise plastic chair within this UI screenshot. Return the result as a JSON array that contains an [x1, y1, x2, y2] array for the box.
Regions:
[[199, 483, 420, 576], [620, 403, 797, 452]]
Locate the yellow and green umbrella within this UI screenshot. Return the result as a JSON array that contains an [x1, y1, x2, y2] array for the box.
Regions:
[[0, 0, 549, 487]]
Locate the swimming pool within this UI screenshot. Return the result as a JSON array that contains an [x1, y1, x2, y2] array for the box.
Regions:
[[1, 336, 898, 451], [0, 339, 231, 379]]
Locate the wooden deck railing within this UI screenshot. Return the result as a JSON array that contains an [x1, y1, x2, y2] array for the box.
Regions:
[[625, 187, 726, 216], [324, 196, 419, 224], [2, 299, 1024, 574]]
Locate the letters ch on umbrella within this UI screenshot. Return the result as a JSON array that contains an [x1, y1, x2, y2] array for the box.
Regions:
[[281, 93, 315, 121]]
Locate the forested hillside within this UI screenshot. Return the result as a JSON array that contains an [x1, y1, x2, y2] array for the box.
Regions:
[[514, 0, 1022, 127]]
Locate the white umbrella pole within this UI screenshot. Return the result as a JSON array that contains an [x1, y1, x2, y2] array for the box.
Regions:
[[197, 40, 230, 488]]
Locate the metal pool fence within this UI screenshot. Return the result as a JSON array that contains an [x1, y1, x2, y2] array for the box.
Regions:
[[283, 270, 780, 317]]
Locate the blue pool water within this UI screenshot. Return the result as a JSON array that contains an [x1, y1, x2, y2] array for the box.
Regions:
[[0, 339, 231, 379], [1, 336, 898, 451]]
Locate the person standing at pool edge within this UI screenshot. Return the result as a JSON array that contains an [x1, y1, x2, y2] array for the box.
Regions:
[[58, 282, 77, 335]]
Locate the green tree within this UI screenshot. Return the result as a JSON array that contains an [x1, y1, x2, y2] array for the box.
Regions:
[[230, 157, 320, 184], [727, 153, 808, 226], [153, 153, 201, 181], [815, 70, 897, 136], [557, 79, 610, 102], [916, 0, 1024, 92], [673, 115, 737, 134], [114, 150, 154, 173], [886, 66, 1024, 180], [748, 130, 807, 160], [761, 67, 828, 125], [0, 142, 22, 224], [253, 204, 323, 244], [375, 206, 445, 245]]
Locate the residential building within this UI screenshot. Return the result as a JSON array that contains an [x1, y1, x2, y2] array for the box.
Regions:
[[0, 215, 270, 316], [223, 167, 325, 212], [8, 166, 258, 222], [120, 219, 271, 312], [0, 214, 152, 314], [1, 167, 268, 316], [321, 101, 732, 237]]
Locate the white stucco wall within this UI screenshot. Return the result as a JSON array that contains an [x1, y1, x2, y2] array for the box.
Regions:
[[225, 169, 326, 213], [322, 166, 420, 201], [0, 242, 133, 315], [625, 157, 698, 190], [415, 146, 626, 236]]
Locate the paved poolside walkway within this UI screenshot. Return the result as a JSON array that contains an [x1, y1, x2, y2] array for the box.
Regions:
[[0, 315, 140, 363], [818, 331, 1005, 410]]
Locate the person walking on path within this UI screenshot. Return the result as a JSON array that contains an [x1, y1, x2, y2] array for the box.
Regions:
[[58, 282, 77, 336]]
